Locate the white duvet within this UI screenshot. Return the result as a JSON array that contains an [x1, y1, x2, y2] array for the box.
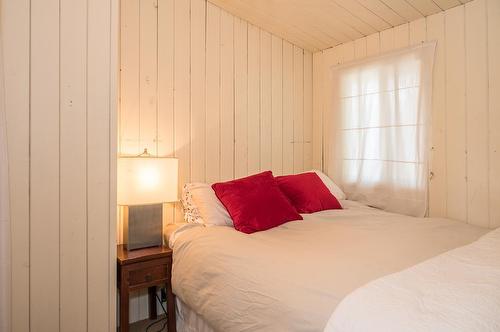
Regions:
[[170, 201, 488, 332], [324, 226, 500, 332]]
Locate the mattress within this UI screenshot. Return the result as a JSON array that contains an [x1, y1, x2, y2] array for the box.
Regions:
[[169, 200, 488, 332]]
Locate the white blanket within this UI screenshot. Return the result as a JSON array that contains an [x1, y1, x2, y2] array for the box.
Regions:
[[170, 201, 487, 332], [324, 227, 500, 332]]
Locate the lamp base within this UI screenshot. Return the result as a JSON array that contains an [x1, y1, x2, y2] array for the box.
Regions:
[[123, 203, 163, 250]]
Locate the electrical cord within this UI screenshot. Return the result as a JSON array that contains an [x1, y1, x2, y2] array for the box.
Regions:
[[145, 293, 169, 332]]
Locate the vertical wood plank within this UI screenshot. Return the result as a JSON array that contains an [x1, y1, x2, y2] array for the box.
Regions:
[[220, 11, 235, 180], [354, 37, 367, 59], [120, 0, 140, 155], [60, 0, 88, 329], [322, 48, 342, 179], [445, 5, 467, 222], [234, 18, 248, 178], [488, 0, 500, 228], [260, 30, 272, 172], [410, 18, 427, 45], [248, 24, 261, 175], [394, 23, 410, 48], [88, 0, 114, 328], [157, 0, 175, 225], [282, 41, 294, 175], [312, 52, 324, 170], [158, 0, 174, 158], [366, 33, 380, 56], [2, 0, 30, 330], [465, 0, 489, 227], [30, 0, 60, 329], [190, 0, 206, 182], [271, 36, 283, 175], [139, 0, 158, 154], [293, 46, 304, 173], [174, 0, 191, 221], [380, 28, 395, 52], [427, 12, 447, 217], [303, 51, 313, 171], [341, 41, 355, 62], [108, 0, 119, 327], [206, 3, 221, 182]]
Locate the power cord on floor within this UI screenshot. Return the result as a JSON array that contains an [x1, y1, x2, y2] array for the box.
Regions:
[[145, 293, 169, 332]]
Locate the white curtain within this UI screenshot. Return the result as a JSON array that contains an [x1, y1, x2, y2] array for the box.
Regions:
[[329, 42, 435, 217], [0, 20, 11, 332]]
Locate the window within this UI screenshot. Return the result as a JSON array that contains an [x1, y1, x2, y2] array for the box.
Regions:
[[329, 43, 435, 217]]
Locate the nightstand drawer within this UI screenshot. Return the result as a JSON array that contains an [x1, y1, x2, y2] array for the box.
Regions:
[[128, 258, 170, 288]]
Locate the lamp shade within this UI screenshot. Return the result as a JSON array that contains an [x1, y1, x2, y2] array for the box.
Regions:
[[117, 157, 178, 205]]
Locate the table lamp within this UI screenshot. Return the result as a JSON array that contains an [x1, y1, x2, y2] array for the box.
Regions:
[[118, 150, 178, 250]]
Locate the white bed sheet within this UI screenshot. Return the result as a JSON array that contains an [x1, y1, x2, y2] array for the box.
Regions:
[[176, 297, 215, 332], [170, 200, 488, 332], [324, 226, 500, 332]]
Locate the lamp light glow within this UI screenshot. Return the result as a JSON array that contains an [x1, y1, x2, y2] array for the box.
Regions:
[[117, 157, 178, 206]]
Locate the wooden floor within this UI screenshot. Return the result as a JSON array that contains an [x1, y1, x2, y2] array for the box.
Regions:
[[129, 315, 168, 332]]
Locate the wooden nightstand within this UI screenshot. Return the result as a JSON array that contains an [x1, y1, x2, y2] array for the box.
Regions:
[[117, 245, 176, 332]]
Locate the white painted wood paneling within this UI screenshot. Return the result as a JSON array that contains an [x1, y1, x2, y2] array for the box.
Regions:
[[234, 18, 249, 179], [191, 0, 207, 183], [445, 5, 467, 222], [174, 0, 191, 222], [304, 51, 313, 171], [293, 46, 304, 173], [221, 11, 235, 181], [2, 0, 30, 330], [282, 41, 295, 175], [120, 0, 140, 155], [139, 0, 158, 154], [488, 0, 500, 229], [271, 36, 283, 175], [119, 1, 313, 321], [465, 0, 489, 227], [248, 24, 261, 175], [312, 52, 323, 171], [427, 12, 447, 217], [366, 34, 380, 56], [3, 0, 118, 330], [208, 0, 467, 51], [157, 0, 176, 228], [60, 0, 88, 329], [314, 0, 499, 228], [30, 0, 61, 329], [260, 31, 273, 173], [206, 3, 221, 183], [88, 0, 116, 329]]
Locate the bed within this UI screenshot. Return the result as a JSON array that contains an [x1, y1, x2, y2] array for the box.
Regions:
[[168, 200, 488, 332]]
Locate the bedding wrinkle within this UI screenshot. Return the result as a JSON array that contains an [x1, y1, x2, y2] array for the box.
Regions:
[[171, 200, 488, 332]]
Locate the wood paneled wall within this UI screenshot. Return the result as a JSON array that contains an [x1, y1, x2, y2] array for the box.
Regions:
[[119, 0, 313, 322], [313, 0, 500, 229], [120, 0, 313, 223], [2, 0, 118, 331]]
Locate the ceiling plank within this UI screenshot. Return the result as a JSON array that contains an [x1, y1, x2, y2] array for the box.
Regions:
[[208, 0, 467, 51], [406, 0, 442, 15], [432, 0, 461, 10], [379, 0, 424, 21]]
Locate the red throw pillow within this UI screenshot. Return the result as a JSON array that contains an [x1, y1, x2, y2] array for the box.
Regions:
[[212, 171, 303, 234], [275, 172, 342, 213]]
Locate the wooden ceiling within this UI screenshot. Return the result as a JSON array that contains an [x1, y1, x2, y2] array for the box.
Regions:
[[208, 0, 471, 52]]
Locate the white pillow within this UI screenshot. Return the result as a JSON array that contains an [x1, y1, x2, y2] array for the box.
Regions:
[[181, 183, 233, 226], [309, 169, 346, 200]]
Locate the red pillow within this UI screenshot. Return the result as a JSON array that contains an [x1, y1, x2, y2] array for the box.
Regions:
[[212, 171, 303, 234], [275, 172, 342, 213]]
